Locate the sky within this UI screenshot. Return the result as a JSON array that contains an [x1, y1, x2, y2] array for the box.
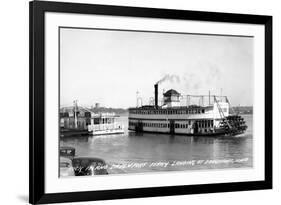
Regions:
[[60, 28, 254, 108]]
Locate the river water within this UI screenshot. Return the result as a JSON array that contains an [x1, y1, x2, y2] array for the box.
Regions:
[[60, 114, 253, 174]]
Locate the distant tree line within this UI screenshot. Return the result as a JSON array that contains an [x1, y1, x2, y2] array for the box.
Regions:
[[90, 107, 128, 115]]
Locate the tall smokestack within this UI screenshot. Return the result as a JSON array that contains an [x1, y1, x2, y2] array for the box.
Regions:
[[154, 84, 158, 108]]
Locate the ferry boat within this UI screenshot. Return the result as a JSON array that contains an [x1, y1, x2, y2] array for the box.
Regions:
[[87, 112, 125, 136], [128, 84, 247, 136], [60, 101, 124, 137]]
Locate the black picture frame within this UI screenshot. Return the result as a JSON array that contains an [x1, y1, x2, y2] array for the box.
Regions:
[[29, 0, 272, 204]]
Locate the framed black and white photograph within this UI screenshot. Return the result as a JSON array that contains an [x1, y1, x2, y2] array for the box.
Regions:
[[29, 1, 272, 204]]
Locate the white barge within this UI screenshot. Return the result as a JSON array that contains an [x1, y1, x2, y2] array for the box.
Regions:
[[128, 84, 247, 136], [60, 101, 124, 137]]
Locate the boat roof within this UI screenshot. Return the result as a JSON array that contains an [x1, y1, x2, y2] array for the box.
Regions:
[[163, 89, 180, 97], [60, 146, 75, 150]]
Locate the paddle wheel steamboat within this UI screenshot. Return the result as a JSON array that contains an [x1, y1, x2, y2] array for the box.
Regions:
[[128, 84, 247, 136]]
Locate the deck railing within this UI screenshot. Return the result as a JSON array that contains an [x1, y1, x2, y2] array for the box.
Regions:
[[88, 122, 124, 132]]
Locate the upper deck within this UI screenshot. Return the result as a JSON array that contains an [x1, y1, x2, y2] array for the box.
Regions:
[[129, 103, 228, 120], [129, 94, 230, 120]]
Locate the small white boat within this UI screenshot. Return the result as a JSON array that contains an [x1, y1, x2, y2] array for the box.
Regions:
[[87, 112, 125, 135], [60, 101, 125, 137]]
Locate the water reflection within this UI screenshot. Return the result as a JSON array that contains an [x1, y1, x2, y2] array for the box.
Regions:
[[60, 115, 253, 174]]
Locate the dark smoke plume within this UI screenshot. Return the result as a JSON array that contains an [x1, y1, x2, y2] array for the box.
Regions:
[[156, 74, 180, 84]]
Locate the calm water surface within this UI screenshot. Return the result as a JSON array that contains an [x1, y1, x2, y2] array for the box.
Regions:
[[60, 115, 253, 174]]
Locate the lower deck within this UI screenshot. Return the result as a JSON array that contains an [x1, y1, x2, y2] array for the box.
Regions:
[[128, 118, 218, 135]]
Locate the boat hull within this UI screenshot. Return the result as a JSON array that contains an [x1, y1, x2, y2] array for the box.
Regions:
[[91, 129, 125, 136], [128, 128, 245, 137], [60, 128, 91, 137]]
